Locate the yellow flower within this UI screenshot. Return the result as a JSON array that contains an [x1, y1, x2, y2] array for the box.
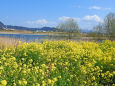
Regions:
[[65, 62, 69, 65], [23, 80, 27, 85], [27, 69, 31, 72], [23, 70, 27, 74], [2, 57, 6, 61], [29, 59, 33, 63], [113, 71, 115, 75], [47, 79, 52, 84], [0, 66, 3, 70], [53, 78, 57, 82], [42, 81, 46, 86], [112, 84, 115, 86], [83, 81, 87, 84], [23, 64, 26, 68], [13, 83, 16, 86], [41, 64, 46, 68], [22, 58, 25, 61], [36, 83, 40, 86], [58, 76, 61, 79], [18, 80, 22, 85], [1, 80, 7, 86], [92, 76, 95, 81]]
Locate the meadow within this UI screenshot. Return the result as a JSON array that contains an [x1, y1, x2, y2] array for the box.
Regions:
[[0, 40, 115, 86]]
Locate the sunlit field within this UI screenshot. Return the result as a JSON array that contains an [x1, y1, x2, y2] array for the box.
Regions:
[[0, 40, 115, 86]]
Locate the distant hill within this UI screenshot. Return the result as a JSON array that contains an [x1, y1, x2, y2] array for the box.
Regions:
[[81, 29, 90, 33], [6, 25, 37, 31], [0, 21, 6, 29], [6, 25, 56, 31], [0, 21, 55, 31], [39, 27, 56, 31]]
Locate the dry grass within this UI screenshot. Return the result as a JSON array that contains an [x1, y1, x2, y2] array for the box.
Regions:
[[0, 37, 23, 47], [0, 30, 33, 34]]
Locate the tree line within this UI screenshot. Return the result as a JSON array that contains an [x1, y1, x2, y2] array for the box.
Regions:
[[56, 12, 115, 39], [93, 13, 115, 38]]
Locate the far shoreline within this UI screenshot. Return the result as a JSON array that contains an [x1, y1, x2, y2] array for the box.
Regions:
[[0, 30, 114, 41], [0, 30, 67, 35]]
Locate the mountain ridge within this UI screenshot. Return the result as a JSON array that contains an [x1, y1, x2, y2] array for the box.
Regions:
[[0, 21, 6, 29], [0, 21, 56, 31], [6, 25, 55, 31]]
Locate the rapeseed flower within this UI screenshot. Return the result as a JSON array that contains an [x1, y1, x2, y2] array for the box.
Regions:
[[1, 80, 7, 86]]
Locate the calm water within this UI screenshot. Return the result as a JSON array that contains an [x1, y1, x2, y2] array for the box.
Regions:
[[0, 34, 52, 42], [0, 34, 69, 42], [0, 33, 111, 42]]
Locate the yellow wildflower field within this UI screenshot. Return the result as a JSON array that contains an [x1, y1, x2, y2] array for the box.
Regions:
[[0, 40, 115, 86]]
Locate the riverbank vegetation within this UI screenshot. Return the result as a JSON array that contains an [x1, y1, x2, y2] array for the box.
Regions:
[[0, 40, 115, 86], [0, 37, 22, 47]]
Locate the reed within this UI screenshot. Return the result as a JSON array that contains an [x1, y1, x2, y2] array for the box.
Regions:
[[0, 37, 23, 47]]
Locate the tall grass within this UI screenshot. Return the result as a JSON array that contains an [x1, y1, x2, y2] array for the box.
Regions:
[[0, 37, 23, 48]]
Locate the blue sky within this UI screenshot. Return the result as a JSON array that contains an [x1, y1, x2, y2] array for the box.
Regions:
[[0, 0, 115, 30]]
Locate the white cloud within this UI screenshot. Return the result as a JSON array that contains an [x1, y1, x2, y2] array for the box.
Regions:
[[104, 8, 112, 10], [59, 15, 103, 23], [89, 6, 112, 11], [26, 19, 57, 27], [58, 16, 71, 21], [89, 6, 101, 10], [58, 16, 81, 22], [72, 5, 81, 8], [27, 19, 48, 25], [83, 15, 103, 23]]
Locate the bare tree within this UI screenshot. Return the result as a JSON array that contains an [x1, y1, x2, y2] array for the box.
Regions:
[[93, 23, 103, 34], [104, 13, 115, 36], [93, 13, 115, 38], [57, 18, 79, 39]]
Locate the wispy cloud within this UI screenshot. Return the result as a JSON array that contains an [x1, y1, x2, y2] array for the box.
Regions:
[[27, 19, 48, 25], [81, 15, 103, 30], [59, 15, 103, 23], [83, 15, 103, 23], [26, 19, 56, 27], [104, 8, 112, 10], [72, 5, 82, 8], [58, 16, 81, 22], [89, 6, 112, 10], [58, 16, 70, 21], [89, 6, 101, 10]]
